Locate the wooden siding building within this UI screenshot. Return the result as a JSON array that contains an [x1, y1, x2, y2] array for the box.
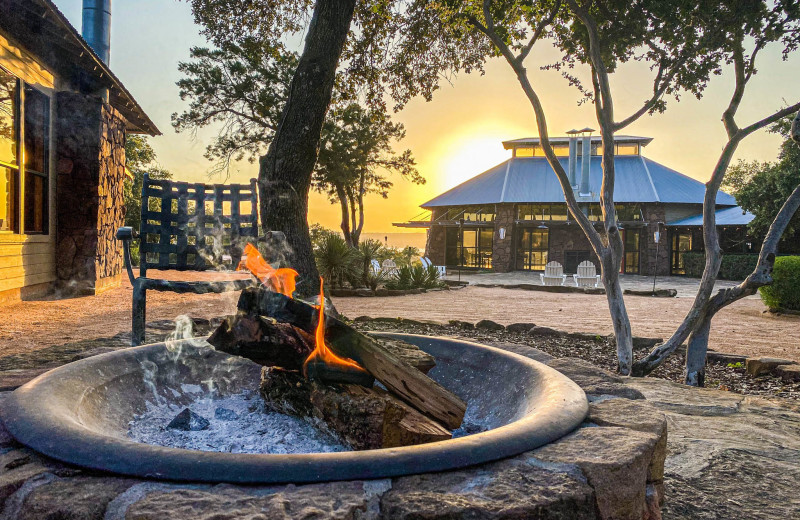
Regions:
[[0, 0, 159, 304]]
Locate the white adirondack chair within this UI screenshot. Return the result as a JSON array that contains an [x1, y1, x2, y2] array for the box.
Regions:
[[540, 261, 567, 286], [573, 260, 601, 288], [422, 256, 446, 278], [381, 259, 399, 275], [370, 259, 381, 274]]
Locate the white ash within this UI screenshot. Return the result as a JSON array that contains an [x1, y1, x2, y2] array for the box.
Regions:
[[127, 390, 349, 454]]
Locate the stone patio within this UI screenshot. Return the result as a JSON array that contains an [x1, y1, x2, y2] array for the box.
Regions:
[[446, 271, 745, 298]]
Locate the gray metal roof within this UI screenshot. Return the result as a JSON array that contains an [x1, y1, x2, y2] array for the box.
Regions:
[[421, 156, 738, 208], [667, 206, 755, 227], [502, 135, 654, 149]]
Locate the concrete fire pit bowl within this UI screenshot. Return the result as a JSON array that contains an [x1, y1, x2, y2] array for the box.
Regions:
[[2, 333, 588, 484]]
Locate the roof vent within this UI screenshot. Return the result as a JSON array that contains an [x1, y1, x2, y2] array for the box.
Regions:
[[566, 129, 579, 188], [579, 128, 594, 196]]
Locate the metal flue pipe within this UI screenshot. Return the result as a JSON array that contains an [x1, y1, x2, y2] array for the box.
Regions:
[[82, 0, 112, 65]]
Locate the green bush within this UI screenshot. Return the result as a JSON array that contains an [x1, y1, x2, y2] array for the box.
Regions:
[[386, 264, 444, 290], [682, 252, 759, 281], [314, 234, 359, 289], [759, 256, 800, 311], [129, 240, 141, 267]]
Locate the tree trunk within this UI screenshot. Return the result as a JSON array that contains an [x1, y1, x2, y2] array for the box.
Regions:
[[347, 190, 360, 246], [336, 184, 353, 247], [684, 317, 711, 387], [258, 0, 357, 297]]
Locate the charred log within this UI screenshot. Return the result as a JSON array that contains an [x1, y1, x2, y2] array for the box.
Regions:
[[207, 314, 314, 371], [260, 367, 452, 450], [239, 287, 466, 429]]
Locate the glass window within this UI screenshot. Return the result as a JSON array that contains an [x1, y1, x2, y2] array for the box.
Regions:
[[0, 69, 19, 232], [23, 86, 49, 234], [0, 72, 50, 235], [616, 143, 640, 155], [616, 204, 642, 222], [518, 204, 569, 221], [515, 147, 534, 157], [0, 69, 18, 165], [1, 165, 18, 232], [589, 142, 641, 156], [460, 206, 495, 222]]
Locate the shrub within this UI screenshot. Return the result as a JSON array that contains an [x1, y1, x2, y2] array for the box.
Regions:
[[129, 240, 141, 267], [759, 256, 800, 311], [386, 264, 444, 290], [682, 252, 759, 281], [357, 239, 383, 287], [314, 234, 359, 288]]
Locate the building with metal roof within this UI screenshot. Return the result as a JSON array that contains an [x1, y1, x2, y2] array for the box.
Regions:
[[1, 0, 160, 303], [396, 131, 756, 276]]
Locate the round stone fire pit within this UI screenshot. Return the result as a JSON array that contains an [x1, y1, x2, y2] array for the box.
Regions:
[[2, 333, 587, 484]]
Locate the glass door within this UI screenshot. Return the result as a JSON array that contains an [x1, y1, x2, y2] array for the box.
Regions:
[[517, 228, 549, 270], [671, 232, 692, 274], [622, 229, 640, 274]]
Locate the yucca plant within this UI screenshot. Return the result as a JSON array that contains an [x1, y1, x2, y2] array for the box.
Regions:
[[386, 264, 414, 290], [357, 238, 383, 287], [314, 234, 359, 289]]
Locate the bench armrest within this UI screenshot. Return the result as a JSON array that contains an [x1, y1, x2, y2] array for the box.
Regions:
[[116, 226, 138, 285]]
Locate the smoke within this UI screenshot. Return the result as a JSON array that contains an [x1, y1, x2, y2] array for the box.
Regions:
[[139, 359, 164, 406]]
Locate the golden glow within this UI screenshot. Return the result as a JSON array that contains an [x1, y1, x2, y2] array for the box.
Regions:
[[436, 134, 512, 192]]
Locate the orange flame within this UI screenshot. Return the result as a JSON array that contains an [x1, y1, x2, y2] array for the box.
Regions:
[[237, 243, 298, 298], [303, 277, 368, 377]]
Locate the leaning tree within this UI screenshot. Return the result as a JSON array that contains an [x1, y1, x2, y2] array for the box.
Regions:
[[184, 0, 490, 295], [172, 44, 421, 249], [436, 0, 800, 379]]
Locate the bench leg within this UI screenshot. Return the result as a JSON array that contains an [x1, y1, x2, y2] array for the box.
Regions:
[[132, 280, 147, 347]]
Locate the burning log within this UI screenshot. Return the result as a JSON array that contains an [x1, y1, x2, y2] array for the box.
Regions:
[[260, 367, 452, 450], [238, 286, 467, 430], [208, 314, 314, 371]]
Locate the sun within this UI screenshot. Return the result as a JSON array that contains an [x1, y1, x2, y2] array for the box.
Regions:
[[437, 134, 513, 192]]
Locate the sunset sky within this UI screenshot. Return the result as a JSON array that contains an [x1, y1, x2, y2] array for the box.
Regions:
[[56, 1, 800, 235]]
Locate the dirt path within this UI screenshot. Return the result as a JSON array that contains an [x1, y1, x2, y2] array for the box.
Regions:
[[334, 287, 800, 361], [1, 280, 797, 362]]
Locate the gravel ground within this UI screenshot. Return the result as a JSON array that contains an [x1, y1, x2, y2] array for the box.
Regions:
[[335, 286, 800, 362], [2, 275, 798, 401], [350, 318, 800, 402]]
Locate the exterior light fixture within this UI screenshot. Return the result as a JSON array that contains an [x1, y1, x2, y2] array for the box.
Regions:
[[499, 227, 506, 240], [652, 222, 664, 294], [537, 223, 549, 230]]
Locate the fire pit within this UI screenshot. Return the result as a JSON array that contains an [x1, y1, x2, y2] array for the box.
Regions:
[[2, 333, 587, 484]]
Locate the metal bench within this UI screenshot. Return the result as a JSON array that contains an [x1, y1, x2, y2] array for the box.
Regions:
[[117, 173, 270, 346]]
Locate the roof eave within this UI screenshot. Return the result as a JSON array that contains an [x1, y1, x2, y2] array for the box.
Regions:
[[1, 0, 160, 136]]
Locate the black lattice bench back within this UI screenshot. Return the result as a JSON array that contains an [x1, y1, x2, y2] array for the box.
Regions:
[[117, 173, 267, 346]]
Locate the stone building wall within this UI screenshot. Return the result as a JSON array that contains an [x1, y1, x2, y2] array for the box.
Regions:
[[547, 224, 595, 267], [424, 209, 447, 266], [491, 205, 515, 272], [55, 92, 127, 295], [642, 204, 670, 276]]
